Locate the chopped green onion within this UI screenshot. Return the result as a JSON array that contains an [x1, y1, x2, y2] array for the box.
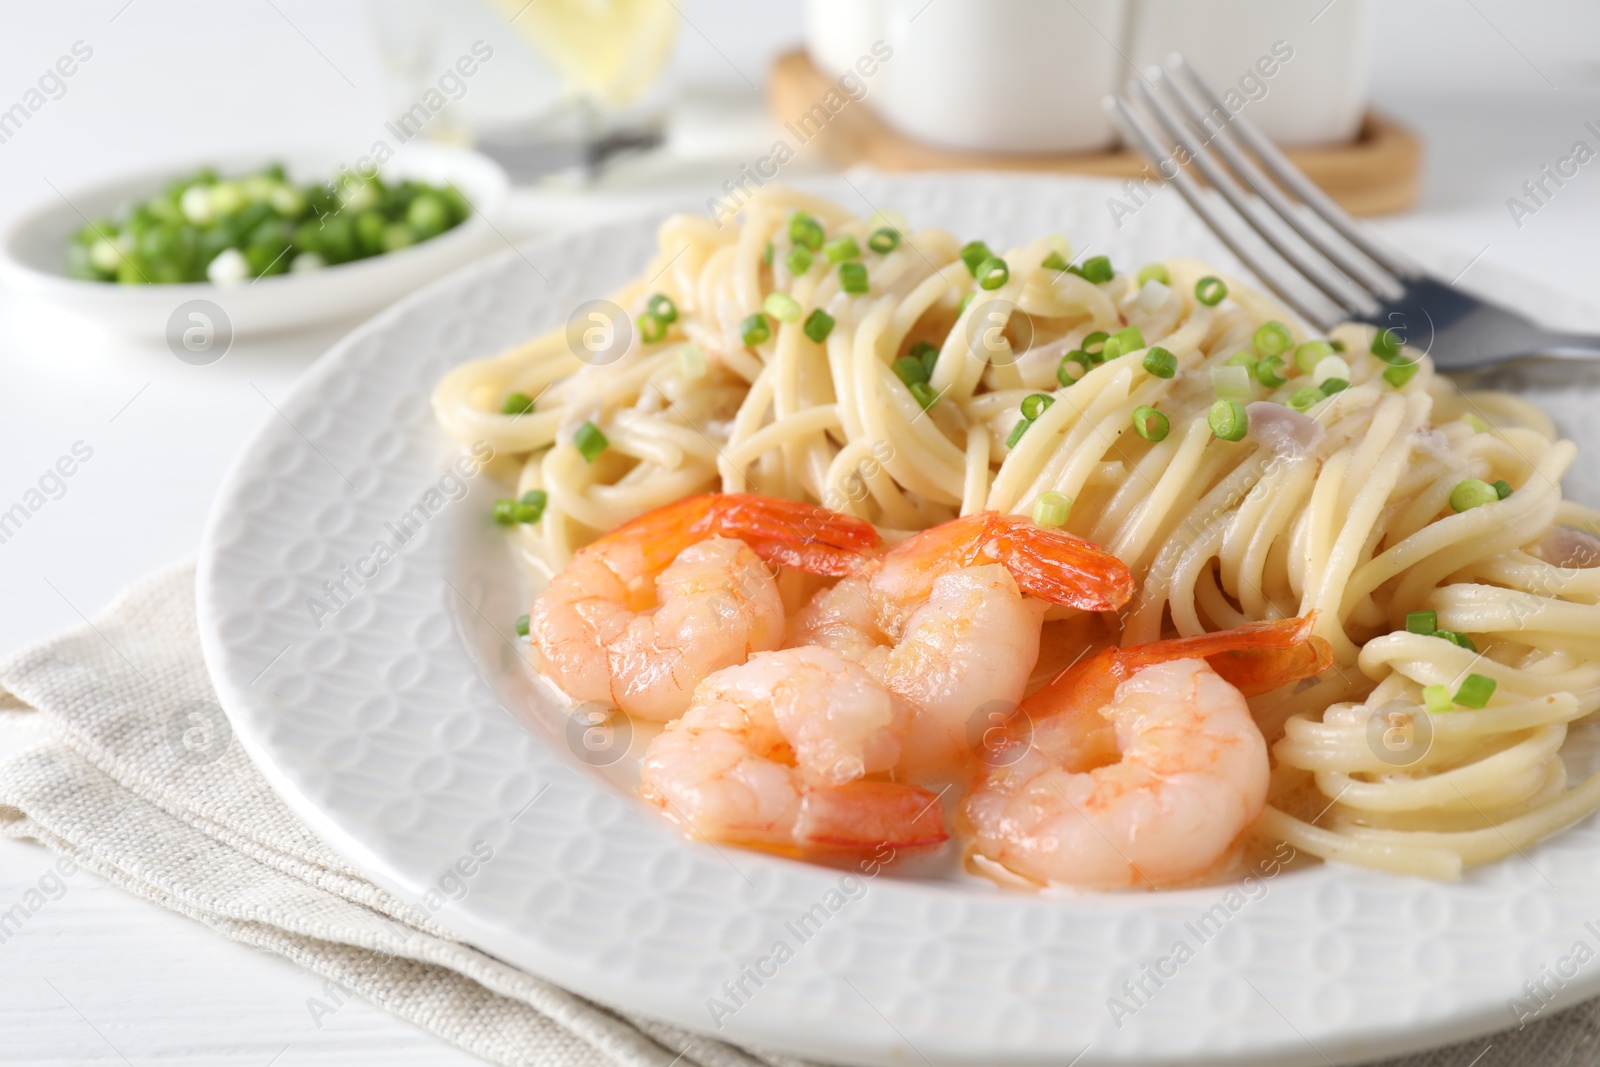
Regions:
[[762, 241, 773, 265], [501, 391, 535, 415], [1288, 387, 1323, 413], [1422, 685, 1454, 714], [803, 308, 835, 343], [867, 228, 899, 254], [893, 356, 929, 386], [1208, 399, 1248, 441], [910, 340, 939, 377], [785, 245, 813, 275], [1227, 350, 1257, 368], [1450, 478, 1498, 512], [976, 256, 1010, 291], [764, 292, 802, 323], [823, 234, 859, 263], [1041, 251, 1070, 272], [1453, 673, 1496, 709], [959, 240, 992, 276], [1383, 360, 1419, 388], [1020, 393, 1054, 421], [1433, 629, 1477, 652], [573, 421, 608, 463], [741, 312, 771, 346], [1132, 405, 1170, 442], [492, 499, 516, 525], [1212, 365, 1253, 401], [515, 614, 530, 637], [1371, 326, 1405, 364], [1195, 276, 1228, 306], [1142, 346, 1178, 379], [839, 261, 869, 294], [1005, 418, 1031, 449], [677, 345, 707, 380], [1313, 355, 1351, 385], [1057, 351, 1091, 387], [646, 293, 677, 324], [1493, 479, 1513, 500], [1081, 331, 1109, 361], [790, 212, 824, 250], [1295, 340, 1334, 375], [1406, 611, 1438, 634], [1077, 256, 1113, 284], [1101, 325, 1145, 362], [1255, 356, 1288, 387], [1461, 413, 1491, 433], [1137, 263, 1170, 286], [513, 489, 548, 524], [1032, 490, 1073, 527], [1253, 320, 1293, 358], [1320, 378, 1350, 396], [908, 381, 939, 410], [639, 313, 668, 344], [1330, 339, 1347, 352]]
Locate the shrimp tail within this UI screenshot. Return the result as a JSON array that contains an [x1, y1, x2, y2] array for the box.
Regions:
[[796, 781, 949, 850], [896, 512, 1134, 611], [1115, 615, 1333, 696], [594, 493, 882, 577], [1025, 615, 1331, 719]]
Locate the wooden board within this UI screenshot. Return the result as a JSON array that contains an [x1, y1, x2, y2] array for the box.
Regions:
[[769, 49, 1420, 216]]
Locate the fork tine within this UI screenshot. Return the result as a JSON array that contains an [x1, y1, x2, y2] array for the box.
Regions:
[[1170, 54, 1421, 282], [1132, 72, 1377, 318], [1161, 60, 1406, 304], [1104, 92, 1343, 332]]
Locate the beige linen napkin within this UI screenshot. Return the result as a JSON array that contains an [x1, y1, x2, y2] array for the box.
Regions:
[[0, 560, 1595, 1067]]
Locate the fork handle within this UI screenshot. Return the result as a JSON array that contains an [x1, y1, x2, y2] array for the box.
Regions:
[[1527, 332, 1600, 360]]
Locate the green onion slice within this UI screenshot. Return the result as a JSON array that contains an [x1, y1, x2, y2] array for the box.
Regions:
[[868, 228, 900, 254], [741, 312, 771, 345], [839, 261, 869, 294], [1142, 346, 1178, 379], [1020, 393, 1054, 421], [1132, 405, 1170, 442], [1255, 356, 1288, 387], [893, 356, 929, 386], [785, 245, 813, 275], [1453, 673, 1497, 709], [501, 391, 535, 415], [1422, 685, 1454, 714], [959, 240, 992, 276], [803, 308, 835, 343], [515, 613, 530, 637], [1212, 365, 1253, 401], [1253, 320, 1292, 358], [823, 234, 859, 263], [574, 421, 608, 463], [1406, 611, 1438, 634], [1450, 478, 1497, 512], [1209, 399, 1248, 441], [646, 293, 677, 323], [909, 381, 938, 410], [1005, 417, 1030, 449], [1032, 490, 1073, 527], [638, 313, 667, 344], [790, 212, 824, 250], [976, 256, 1010, 291], [1195, 276, 1228, 306], [1136, 263, 1170, 286], [763, 292, 802, 323]]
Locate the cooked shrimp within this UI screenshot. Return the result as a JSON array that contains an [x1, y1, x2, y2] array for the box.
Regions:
[[966, 617, 1333, 888], [788, 511, 1134, 771], [530, 493, 880, 721], [640, 646, 949, 852]]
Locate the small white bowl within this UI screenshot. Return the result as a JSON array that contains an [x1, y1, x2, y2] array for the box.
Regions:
[[0, 143, 509, 341]]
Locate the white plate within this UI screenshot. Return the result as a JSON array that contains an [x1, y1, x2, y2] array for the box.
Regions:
[[0, 143, 508, 341], [197, 173, 1600, 1067]]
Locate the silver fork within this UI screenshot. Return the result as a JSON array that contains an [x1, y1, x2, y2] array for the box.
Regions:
[[1105, 55, 1600, 370]]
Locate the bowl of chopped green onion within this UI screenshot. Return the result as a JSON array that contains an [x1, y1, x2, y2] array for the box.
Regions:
[[0, 143, 508, 339]]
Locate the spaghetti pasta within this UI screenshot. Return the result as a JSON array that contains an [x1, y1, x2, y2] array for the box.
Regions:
[[432, 185, 1600, 882]]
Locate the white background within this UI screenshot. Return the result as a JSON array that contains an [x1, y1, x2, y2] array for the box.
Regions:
[[1, 1, 1599, 1062]]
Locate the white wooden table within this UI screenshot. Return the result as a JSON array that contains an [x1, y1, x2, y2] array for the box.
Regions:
[[3, 1, 1600, 1062]]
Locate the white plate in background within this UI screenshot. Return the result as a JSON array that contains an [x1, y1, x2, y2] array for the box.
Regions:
[[197, 173, 1600, 1066]]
